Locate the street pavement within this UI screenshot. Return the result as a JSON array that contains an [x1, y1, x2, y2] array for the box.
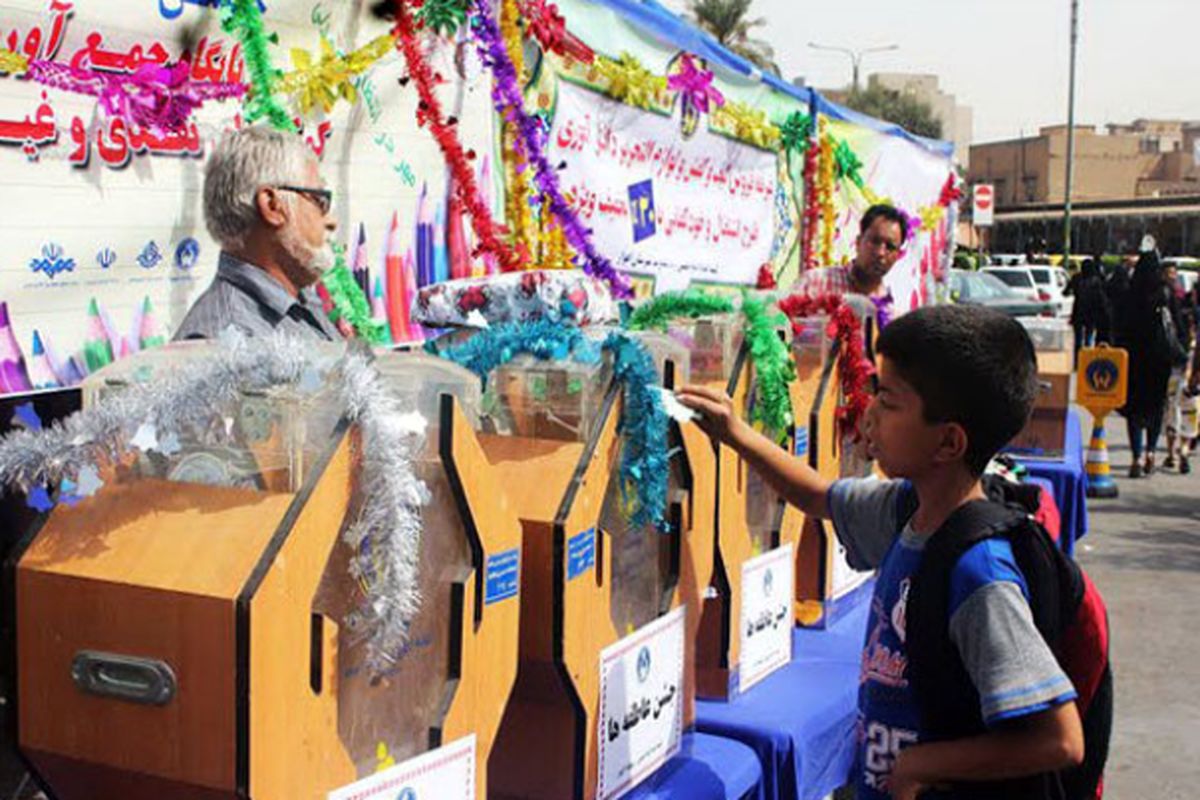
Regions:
[[1074, 406, 1200, 799]]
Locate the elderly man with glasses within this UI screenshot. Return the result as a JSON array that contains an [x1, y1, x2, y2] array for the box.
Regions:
[[174, 126, 343, 342], [793, 204, 909, 301]]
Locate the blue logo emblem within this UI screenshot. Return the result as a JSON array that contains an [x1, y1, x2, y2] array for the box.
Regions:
[[29, 243, 75, 279], [174, 237, 200, 270], [396, 788, 417, 800], [1085, 359, 1119, 393], [764, 567, 774, 597], [96, 248, 116, 270], [137, 241, 163, 269], [628, 179, 657, 243], [636, 646, 652, 684]]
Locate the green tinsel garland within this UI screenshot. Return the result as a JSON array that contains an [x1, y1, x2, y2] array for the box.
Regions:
[[322, 244, 390, 345], [624, 290, 735, 333], [221, 0, 296, 132], [416, 0, 472, 36], [741, 293, 796, 440]]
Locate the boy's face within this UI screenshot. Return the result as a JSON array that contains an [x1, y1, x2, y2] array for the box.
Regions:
[[864, 357, 968, 479]]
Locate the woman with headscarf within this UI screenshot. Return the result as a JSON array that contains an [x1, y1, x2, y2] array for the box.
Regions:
[[1121, 253, 1186, 477], [1066, 258, 1110, 365]]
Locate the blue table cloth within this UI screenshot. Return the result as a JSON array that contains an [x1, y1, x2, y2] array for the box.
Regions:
[[1017, 408, 1089, 555], [627, 730, 766, 800], [695, 586, 871, 800]]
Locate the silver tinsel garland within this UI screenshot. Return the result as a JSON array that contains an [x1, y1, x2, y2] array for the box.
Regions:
[[0, 330, 427, 678]]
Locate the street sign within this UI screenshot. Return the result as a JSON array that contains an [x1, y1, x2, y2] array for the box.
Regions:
[[973, 184, 995, 227], [1077, 345, 1128, 416]]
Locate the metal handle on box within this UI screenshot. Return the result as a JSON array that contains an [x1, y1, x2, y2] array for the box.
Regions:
[[71, 651, 177, 706]]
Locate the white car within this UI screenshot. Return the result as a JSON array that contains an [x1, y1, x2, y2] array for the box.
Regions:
[[981, 266, 1041, 303], [1027, 265, 1072, 319]]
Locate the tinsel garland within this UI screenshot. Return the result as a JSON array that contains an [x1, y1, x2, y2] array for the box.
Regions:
[[393, 0, 521, 271], [322, 244, 391, 344], [712, 102, 778, 150], [0, 47, 27, 75], [778, 111, 812, 156], [832, 136, 865, 190], [870, 293, 894, 330], [741, 294, 796, 439], [624, 289, 734, 333], [800, 130, 821, 270], [278, 33, 396, 115], [470, 0, 632, 297], [499, 0, 536, 268], [520, 0, 594, 62], [592, 52, 666, 110], [24, 59, 245, 133], [221, 0, 296, 131], [430, 320, 668, 529], [777, 292, 875, 442], [0, 331, 428, 676], [818, 126, 836, 266]]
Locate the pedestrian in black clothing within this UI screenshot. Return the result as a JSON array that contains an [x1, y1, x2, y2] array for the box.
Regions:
[[1121, 253, 1187, 477], [1105, 257, 1133, 345], [1066, 259, 1110, 363]]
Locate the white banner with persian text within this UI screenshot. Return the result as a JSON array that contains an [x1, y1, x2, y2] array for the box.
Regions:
[[327, 734, 476, 800], [549, 80, 776, 293], [738, 543, 794, 692]]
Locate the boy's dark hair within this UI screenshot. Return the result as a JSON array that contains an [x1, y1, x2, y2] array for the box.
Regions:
[[859, 204, 908, 244], [877, 305, 1038, 475]]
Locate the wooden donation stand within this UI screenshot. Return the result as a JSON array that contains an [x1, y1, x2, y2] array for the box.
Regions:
[[341, 352, 522, 800], [1008, 319, 1074, 460], [8, 345, 518, 800], [789, 298, 876, 628], [671, 315, 785, 700], [485, 343, 693, 800]]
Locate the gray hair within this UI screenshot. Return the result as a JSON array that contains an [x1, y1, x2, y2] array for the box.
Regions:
[[203, 126, 312, 250]]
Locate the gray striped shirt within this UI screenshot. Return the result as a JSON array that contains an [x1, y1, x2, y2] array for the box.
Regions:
[[173, 252, 342, 343]]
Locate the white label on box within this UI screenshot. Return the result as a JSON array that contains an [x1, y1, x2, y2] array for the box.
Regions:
[[597, 605, 686, 800], [327, 734, 475, 800], [738, 543, 795, 692]]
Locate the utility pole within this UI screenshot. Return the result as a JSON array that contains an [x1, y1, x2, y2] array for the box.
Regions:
[[1063, 0, 1080, 264], [807, 43, 899, 94]]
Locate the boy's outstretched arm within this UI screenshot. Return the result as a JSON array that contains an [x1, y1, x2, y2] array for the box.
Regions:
[[676, 385, 831, 520], [888, 702, 1084, 800]]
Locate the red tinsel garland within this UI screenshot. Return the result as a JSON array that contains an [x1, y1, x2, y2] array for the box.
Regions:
[[800, 139, 821, 271], [393, 1, 522, 272], [777, 292, 875, 442]]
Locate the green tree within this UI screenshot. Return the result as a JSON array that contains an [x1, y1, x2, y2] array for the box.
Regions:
[[687, 0, 780, 76], [843, 84, 943, 140]]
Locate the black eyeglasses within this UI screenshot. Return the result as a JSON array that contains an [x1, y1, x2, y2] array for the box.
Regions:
[[276, 185, 333, 215]]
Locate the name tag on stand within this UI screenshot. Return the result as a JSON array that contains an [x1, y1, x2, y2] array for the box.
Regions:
[[738, 543, 795, 692], [327, 734, 476, 800]]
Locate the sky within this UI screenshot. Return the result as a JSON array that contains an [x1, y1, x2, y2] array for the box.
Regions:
[[657, 0, 1199, 145]]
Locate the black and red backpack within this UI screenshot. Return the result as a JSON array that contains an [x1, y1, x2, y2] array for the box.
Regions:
[[900, 477, 1112, 800]]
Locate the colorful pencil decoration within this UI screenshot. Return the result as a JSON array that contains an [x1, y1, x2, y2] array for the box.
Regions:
[[404, 249, 421, 342], [350, 223, 370, 299], [0, 301, 32, 394], [83, 298, 114, 372], [477, 155, 497, 277], [138, 297, 166, 349], [27, 331, 61, 390], [66, 354, 88, 385], [433, 199, 450, 285], [370, 275, 390, 336], [447, 173, 472, 280], [384, 211, 409, 343]]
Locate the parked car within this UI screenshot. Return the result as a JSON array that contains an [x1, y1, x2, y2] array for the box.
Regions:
[[1027, 265, 1072, 318], [949, 270, 1056, 318], [981, 266, 1042, 302], [988, 253, 1029, 267]]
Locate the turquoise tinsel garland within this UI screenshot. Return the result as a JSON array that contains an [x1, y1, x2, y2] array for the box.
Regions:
[[430, 322, 670, 530]]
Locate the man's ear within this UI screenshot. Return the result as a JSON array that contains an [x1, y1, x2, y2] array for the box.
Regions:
[[934, 421, 970, 466], [255, 186, 289, 230]]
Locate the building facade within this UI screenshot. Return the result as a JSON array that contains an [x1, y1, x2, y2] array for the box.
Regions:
[[869, 73, 973, 168], [968, 120, 1200, 255]]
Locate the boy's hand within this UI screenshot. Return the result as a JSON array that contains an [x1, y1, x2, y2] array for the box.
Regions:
[[675, 385, 746, 445]]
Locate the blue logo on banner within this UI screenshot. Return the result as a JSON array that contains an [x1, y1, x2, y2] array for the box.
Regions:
[[174, 237, 200, 270], [137, 241, 163, 269], [793, 427, 809, 458], [567, 528, 597, 580], [628, 179, 657, 243], [484, 548, 520, 604]]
